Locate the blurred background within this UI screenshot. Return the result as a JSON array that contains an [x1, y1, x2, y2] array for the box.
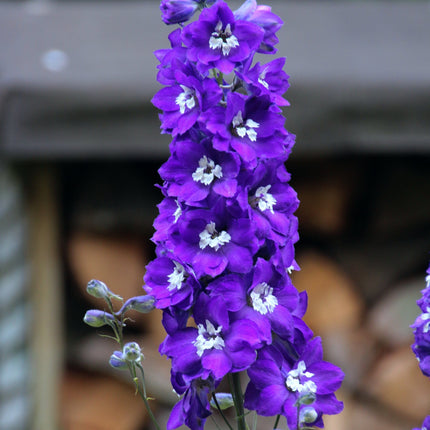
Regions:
[[1, 0, 430, 429]]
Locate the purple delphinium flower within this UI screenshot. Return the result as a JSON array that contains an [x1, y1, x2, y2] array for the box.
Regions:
[[152, 196, 184, 244], [152, 65, 222, 136], [154, 29, 187, 86], [204, 92, 287, 167], [233, 160, 299, 243], [162, 306, 191, 336], [245, 337, 344, 429], [167, 377, 218, 430], [233, 0, 283, 54], [150, 0, 344, 428], [269, 216, 300, 271], [182, 1, 264, 74], [207, 258, 299, 342], [411, 263, 430, 376], [413, 415, 430, 430], [236, 57, 290, 106], [169, 199, 259, 277], [411, 321, 430, 377], [160, 294, 261, 380], [144, 256, 198, 310], [159, 136, 241, 204], [411, 263, 430, 430]]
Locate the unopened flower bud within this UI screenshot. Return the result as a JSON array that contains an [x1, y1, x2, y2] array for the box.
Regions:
[[233, 0, 255, 20], [123, 342, 144, 363], [299, 406, 318, 424], [83, 310, 115, 328], [109, 351, 128, 370], [86, 279, 123, 301], [295, 391, 316, 406], [117, 295, 155, 315], [160, 0, 200, 25], [160, 0, 218, 25], [210, 392, 234, 410]]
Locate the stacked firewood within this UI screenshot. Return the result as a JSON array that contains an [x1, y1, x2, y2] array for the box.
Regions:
[[60, 156, 430, 430]]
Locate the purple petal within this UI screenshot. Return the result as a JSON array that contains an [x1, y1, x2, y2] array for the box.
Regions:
[[202, 349, 232, 379], [248, 359, 284, 388], [257, 385, 288, 416]]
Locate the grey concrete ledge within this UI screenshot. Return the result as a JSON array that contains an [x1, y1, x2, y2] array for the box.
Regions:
[[1, 1, 429, 158]]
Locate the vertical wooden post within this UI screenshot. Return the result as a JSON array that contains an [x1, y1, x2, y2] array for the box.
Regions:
[[28, 165, 63, 430], [0, 165, 32, 429]]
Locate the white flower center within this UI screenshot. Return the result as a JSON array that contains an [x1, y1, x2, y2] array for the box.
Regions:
[[174, 199, 182, 223], [192, 156, 223, 185], [167, 261, 186, 291], [193, 319, 225, 357], [286, 361, 317, 394], [422, 307, 430, 333], [253, 185, 276, 214], [426, 274, 430, 288], [199, 221, 231, 251], [258, 67, 269, 89], [250, 282, 278, 315], [176, 85, 196, 114], [286, 265, 295, 275], [232, 111, 259, 142], [209, 21, 239, 56]]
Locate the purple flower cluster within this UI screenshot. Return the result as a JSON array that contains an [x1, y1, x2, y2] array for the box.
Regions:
[[411, 264, 430, 430], [146, 1, 344, 428], [411, 264, 430, 377]]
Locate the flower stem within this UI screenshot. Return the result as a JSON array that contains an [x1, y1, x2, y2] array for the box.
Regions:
[[105, 297, 124, 346], [251, 411, 258, 430], [273, 414, 280, 429], [229, 372, 247, 430], [212, 393, 234, 430], [135, 364, 161, 430]]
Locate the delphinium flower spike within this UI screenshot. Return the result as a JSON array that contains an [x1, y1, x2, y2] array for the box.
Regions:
[[147, 0, 344, 429], [411, 263, 430, 376], [411, 262, 430, 430]]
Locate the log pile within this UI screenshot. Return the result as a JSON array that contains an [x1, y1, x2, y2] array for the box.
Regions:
[[60, 156, 430, 429]]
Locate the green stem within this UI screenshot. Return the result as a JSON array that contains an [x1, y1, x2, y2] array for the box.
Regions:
[[251, 411, 258, 430], [210, 414, 223, 430], [103, 294, 159, 429], [211, 393, 234, 430], [105, 297, 124, 346], [134, 364, 161, 430], [229, 373, 246, 430], [273, 414, 280, 429], [106, 296, 115, 314]]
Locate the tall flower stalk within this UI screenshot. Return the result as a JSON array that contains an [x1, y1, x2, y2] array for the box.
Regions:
[[144, 0, 344, 429], [411, 263, 430, 430], [83, 1, 344, 429]]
